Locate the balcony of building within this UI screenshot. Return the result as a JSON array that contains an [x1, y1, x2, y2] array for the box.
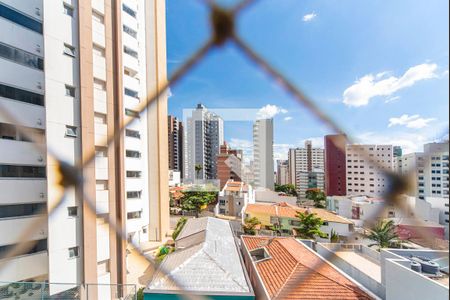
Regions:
[[0, 215, 47, 246], [0, 139, 45, 166], [0, 251, 48, 283]]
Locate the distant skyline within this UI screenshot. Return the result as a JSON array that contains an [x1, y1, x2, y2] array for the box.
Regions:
[[166, 0, 449, 161]]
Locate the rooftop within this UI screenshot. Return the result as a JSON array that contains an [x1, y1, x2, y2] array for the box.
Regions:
[[147, 217, 253, 295], [242, 236, 374, 299], [245, 202, 353, 224]]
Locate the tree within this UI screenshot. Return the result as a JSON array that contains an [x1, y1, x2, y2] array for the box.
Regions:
[[367, 220, 399, 249], [195, 164, 203, 179], [275, 184, 298, 197], [294, 211, 327, 240], [172, 217, 188, 240], [137, 287, 144, 300], [330, 229, 339, 243], [180, 191, 216, 217], [243, 217, 261, 235], [305, 188, 326, 208]]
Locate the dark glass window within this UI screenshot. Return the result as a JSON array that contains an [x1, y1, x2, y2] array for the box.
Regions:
[[0, 84, 44, 106], [0, 239, 47, 258], [0, 3, 43, 33], [125, 129, 140, 139], [122, 4, 136, 18], [124, 88, 139, 99], [0, 203, 46, 218], [0, 42, 43, 70], [123, 24, 137, 38], [123, 46, 138, 58], [0, 165, 46, 178], [125, 109, 140, 118], [127, 191, 141, 199], [126, 150, 141, 158]]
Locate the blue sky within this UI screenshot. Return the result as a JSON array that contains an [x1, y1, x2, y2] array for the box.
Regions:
[[166, 0, 449, 161]]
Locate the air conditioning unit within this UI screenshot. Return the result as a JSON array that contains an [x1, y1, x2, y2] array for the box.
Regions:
[[37, 119, 42, 125], [35, 8, 41, 16], [38, 156, 43, 162]]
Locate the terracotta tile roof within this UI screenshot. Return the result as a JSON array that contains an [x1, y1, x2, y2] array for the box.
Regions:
[[242, 236, 373, 300], [224, 181, 244, 192], [245, 202, 352, 224]]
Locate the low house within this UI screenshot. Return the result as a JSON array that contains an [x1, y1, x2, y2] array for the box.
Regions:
[[216, 180, 254, 217], [244, 202, 353, 240], [241, 236, 377, 299], [254, 187, 297, 206], [145, 217, 254, 299]]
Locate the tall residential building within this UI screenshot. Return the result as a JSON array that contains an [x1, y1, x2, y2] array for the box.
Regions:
[[168, 115, 183, 177], [324, 134, 347, 196], [253, 118, 274, 190], [0, 1, 169, 297], [288, 141, 324, 197], [217, 142, 243, 189], [346, 144, 393, 197], [396, 142, 449, 200], [184, 103, 224, 181], [276, 159, 289, 185]]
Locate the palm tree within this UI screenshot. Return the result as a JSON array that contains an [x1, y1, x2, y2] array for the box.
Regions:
[[195, 164, 203, 180], [294, 211, 327, 240], [367, 220, 399, 249]]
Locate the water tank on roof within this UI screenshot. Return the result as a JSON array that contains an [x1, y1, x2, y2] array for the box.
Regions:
[[410, 261, 422, 273]]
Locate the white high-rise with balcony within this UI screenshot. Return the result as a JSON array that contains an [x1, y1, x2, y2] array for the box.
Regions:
[[253, 118, 274, 190], [0, 0, 169, 298]]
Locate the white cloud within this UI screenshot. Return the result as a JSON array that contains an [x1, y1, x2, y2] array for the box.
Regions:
[[303, 13, 317, 22], [343, 63, 439, 107], [257, 104, 288, 119], [284, 116, 293, 121], [388, 114, 436, 129], [355, 131, 427, 154], [384, 96, 400, 103]]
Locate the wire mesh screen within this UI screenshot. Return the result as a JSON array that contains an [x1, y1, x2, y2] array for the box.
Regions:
[[0, 0, 448, 299]]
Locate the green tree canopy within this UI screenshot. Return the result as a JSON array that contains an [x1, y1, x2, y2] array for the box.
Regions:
[[180, 191, 217, 217], [305, 188, 326, 208], [275, 184, 298, 197], [294, 211, 327, 240], [243, 217, 261, 235], [367, 220, 399, 249]]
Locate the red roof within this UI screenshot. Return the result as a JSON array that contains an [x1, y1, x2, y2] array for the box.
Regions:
[[242, 236, 373, 299]]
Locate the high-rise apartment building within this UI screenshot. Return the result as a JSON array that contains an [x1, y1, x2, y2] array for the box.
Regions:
[[217, 142, 243, 189], [288, 141, 324, 197], [346, 144, 393, 197], [253, 118, 274, 190], [0, 0, 169, 297], [276, 160, 289, 185], [184, 104, 224, 181], [393, 146, 402, 157], [396, 142, 449, 200], [168, 115, 183, 177], [324, 134, 347, 196]]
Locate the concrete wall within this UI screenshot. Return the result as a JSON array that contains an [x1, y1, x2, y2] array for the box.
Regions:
[[384, 258, 448, 300], [315, 243, 385, 298]]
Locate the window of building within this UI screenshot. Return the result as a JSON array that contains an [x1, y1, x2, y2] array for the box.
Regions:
[[127, 191, 141, 199], [124, 88, 139, 99], [0, 3, 43, 33], [0, 203, 46, 218], [127, 211, 142, 219], [68, 246, 79, 258], [92, 10, 104, 24], [97, 259, 110, 276], [63, 44, 76, 57], [126, 150, 141, 158], [123, 24, 137, 38], [63, 3, 74, 16], [65, 85, 75, 97], [122, 4, 136, 18], [126, 171, 141, 178], [68, 206, 78, 217], [219, 199, 226, 205], [65, 125, 77, 137], [0, 83, 44, 106], [0, 42, 44, 70], [123, 46, 138, 58], [0, 165, 46, 178], [125, 129, 140, 139], [125, 109, 140, 118]]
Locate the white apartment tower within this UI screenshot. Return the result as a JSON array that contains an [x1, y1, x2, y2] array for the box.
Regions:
[[0, 0, 169, 298], [184, 103, 224, 181], [253, 118, 274, 190], [288, 140, 324, 198], [346, 144, 393, 197], [396, 142, 449, 200]]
